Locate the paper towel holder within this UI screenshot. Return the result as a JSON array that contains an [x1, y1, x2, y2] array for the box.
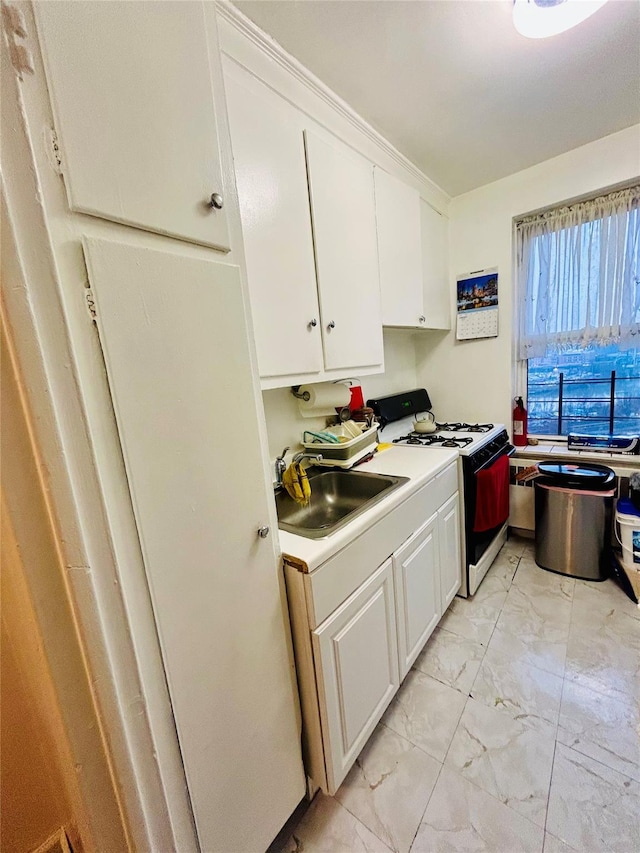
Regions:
[[291, 385, 311, 402]]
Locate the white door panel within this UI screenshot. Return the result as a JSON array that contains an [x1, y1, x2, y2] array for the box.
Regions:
[[393, 513, 441, 680], [313, 558, 398, 793], [421, 200, 451, 330], [439, 493, 462, 612], [305, 131, 383, 371], [225, 66, 323, 378], [374, 167, 423, 327], [82, 237, 304, 852], [35, 2, 230, 250]]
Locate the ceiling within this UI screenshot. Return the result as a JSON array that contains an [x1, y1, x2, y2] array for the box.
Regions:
[[232, 0, 640, 197]]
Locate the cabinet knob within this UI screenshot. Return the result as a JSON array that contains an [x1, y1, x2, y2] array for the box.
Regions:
[[257, 526, 270, 539], [419, 315, 426, 323], [209, 192, 224, 210], [327, 320, 336, 330], [308, 318, 317, 328]]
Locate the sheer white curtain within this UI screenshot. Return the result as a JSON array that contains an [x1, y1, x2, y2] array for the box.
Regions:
[[517, 185, 640, 360]]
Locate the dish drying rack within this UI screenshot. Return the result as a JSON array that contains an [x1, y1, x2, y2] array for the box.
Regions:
[[302, 422, 378, 468]]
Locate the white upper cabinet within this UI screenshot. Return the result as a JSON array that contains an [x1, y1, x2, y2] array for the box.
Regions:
[[224, 66, 323, 379], [34, 1, 230, 251], [421, 200, 451, 330], [304, 131, 384, 372], [374, 169, 451, 330], [224, 61, 384, 387], [374, 167, 424, 327]]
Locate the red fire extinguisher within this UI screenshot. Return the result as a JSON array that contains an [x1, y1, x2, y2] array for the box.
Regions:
[[513, 397, 528, 447]]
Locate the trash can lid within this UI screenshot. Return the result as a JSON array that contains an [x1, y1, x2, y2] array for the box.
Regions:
[[537, 462, 616, 491], [616, 497, 640, 519]]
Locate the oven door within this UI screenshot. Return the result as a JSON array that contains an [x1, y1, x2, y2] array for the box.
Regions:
[[461, 444, 515, 596]]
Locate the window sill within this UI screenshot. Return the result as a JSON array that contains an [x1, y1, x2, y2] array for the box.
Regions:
[[513, 442, 640, 469]]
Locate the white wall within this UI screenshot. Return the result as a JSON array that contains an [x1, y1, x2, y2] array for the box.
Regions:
[[262, 329, 418, 467], [416, 125, 640, 432]]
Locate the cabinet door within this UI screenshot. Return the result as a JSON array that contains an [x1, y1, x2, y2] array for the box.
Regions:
[[439, 493, 462, 613], [82, 238, 304, 853], [34, 1, 230, 251], [421, 201, 451, 330], [304, 131, 384, 371], [224, 66, 324, 379], [313, 558, 398, 793], [393, 513, 441, 681], [374, 167, 424, 327]]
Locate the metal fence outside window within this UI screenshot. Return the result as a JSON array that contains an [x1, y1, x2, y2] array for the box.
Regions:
[[528, 370, 640, 435]]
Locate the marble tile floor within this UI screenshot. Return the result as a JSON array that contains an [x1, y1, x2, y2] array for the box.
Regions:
[[277, 536, 640, 853]]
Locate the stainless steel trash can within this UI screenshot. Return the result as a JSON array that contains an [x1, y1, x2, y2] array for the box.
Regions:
[[534, 462, 616, 581]]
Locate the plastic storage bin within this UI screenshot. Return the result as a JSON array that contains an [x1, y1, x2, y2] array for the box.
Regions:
[[615, 497, 640, 602], [534, 462, 616, 581], [616, 497, 640, 568]]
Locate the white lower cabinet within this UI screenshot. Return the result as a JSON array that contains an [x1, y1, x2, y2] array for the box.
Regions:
[[438, 492, 462, 612], [284, 465, 462, 796], [393, 513, 441, 681], [312, 559, 399, 793]]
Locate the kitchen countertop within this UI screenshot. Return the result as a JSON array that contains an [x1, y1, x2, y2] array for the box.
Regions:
[[277, 445, 459, 573]]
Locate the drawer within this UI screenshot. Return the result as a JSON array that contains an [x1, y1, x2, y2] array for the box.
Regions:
[[434, 460, 459, 507]]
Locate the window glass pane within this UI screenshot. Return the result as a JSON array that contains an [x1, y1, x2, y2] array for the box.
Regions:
[[527, 343, 640, 435]]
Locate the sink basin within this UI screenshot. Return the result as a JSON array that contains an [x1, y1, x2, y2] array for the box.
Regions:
[[275, 468, 409, 539]]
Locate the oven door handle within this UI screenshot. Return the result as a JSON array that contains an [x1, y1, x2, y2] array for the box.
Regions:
[[473, 444, 516, 474]]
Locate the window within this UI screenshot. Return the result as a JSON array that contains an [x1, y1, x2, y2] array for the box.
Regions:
[[517, 185, 640, 436], [528, 343, 640, 435]]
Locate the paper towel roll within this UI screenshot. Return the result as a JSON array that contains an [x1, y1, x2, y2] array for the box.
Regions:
[[297, 382, 351, 418]]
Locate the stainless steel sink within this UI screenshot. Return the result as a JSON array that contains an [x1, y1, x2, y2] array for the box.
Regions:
[[275, 468, 409, 539]]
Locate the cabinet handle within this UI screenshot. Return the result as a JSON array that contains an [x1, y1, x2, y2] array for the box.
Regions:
[[327, 320, 336, 330], [308, 318, 317, 328], [419, 315, 426, 323], [257, 526, 270, 539], [209, 192, 224, 210]]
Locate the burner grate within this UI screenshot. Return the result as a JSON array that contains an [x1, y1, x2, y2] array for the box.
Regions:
[[436, 422, 494, 433], [393, 433, 474, 448]]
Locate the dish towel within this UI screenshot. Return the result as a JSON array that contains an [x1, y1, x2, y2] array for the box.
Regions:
[[474, 453, 510, 533], [282, 462, 311, 506]]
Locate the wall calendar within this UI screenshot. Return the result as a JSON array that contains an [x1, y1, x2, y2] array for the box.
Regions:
[[456, 267, 499, 340]]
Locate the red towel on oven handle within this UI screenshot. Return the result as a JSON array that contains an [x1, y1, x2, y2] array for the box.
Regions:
[[474, 453, 510, 533]]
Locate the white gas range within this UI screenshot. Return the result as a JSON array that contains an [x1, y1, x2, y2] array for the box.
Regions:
[[368, 389, 515, 597]]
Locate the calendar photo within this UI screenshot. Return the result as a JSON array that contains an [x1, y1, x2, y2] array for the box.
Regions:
[[456, 267, 499, 340]]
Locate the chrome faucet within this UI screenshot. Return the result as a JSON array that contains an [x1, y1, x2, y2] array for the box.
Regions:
[[293, 452, 323, 465], [275, 448, 324, 488], [275, 447, 289, 488]]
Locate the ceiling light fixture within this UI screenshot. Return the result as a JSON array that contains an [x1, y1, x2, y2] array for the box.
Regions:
[[513, 0, 610, 39]]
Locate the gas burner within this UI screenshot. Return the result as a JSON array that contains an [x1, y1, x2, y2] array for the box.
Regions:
[[393, 434, 424, 445], [442, 437, 474, 448], [418, 434, 445, 445], [436, 422, 494, 433]]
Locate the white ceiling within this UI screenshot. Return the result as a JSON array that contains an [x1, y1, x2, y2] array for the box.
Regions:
[[232, 0, 640, 196]]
